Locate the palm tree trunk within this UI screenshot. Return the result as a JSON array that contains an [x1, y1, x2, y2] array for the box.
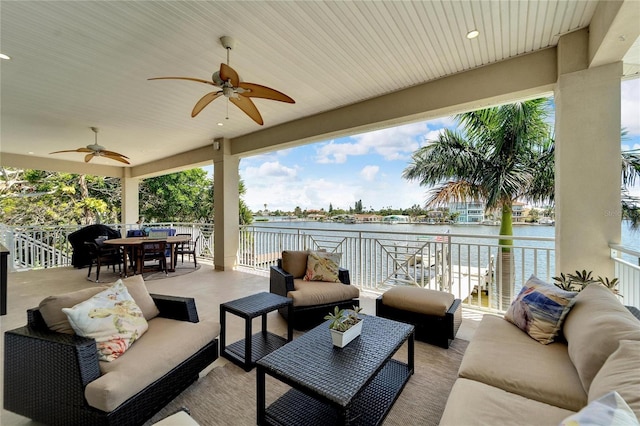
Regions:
[[496, 204, 514, 310]]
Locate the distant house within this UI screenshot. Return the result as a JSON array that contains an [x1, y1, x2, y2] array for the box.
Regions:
[[449, 202, 484, 223], [512, 201, 525, 223]]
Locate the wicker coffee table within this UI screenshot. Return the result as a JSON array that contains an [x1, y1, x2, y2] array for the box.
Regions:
[[257, 315, 414, 425]]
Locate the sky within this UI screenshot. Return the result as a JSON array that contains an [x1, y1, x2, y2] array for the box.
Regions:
[[229, 79, 640, 213]]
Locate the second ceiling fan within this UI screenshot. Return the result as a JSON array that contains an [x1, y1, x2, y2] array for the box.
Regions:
[[149, 36, 294, 125]]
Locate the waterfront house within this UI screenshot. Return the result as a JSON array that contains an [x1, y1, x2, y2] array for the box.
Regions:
[[1, 1, 638, 283]]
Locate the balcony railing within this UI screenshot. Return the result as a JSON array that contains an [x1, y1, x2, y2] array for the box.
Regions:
[[2, 223, 638, 311], [238, 225, 556, 312]]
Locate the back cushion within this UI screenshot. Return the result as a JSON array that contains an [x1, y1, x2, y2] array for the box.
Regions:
[[39, 287, 105, 334], [281, 250, 309, 278], [562, 283, 640, 392], [121, 275, 160, 320]]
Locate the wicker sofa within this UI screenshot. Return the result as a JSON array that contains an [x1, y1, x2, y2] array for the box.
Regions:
[[4, 276, 220, 426], [439, 282, 640, 425], [269, 250, 360, 330]]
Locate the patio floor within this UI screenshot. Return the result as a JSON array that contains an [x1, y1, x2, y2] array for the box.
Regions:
[[1, 259, 483, 425]]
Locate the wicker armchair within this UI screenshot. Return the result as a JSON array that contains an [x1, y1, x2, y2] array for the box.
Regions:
[[269, 251, 359, 330], [4, 295, 218, 426]]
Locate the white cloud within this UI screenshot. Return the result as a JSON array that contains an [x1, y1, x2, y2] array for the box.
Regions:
[[360, 165, 379, 181], [243, 161, 297, 180], [315, 141, 368, 164], [621, 79, 640, 135]]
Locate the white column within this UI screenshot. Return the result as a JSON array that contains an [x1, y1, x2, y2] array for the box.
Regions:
[[121, 176, 140, 231], [554, 61, 622, 278], [213, 138, 240, 271]]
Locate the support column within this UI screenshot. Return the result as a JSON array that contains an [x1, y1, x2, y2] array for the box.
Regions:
[[121, 175, 140, 231], [213, 138, 240, 271], [554, 61, 622, 278]]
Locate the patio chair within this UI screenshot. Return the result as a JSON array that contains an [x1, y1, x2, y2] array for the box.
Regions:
[[174, 234, 199, 268], [85, 239, 122, 282], [138, 241, 168, 275], [269, 250, 359, 330]]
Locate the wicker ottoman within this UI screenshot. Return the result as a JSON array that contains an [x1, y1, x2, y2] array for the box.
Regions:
[[376, 287, 462, 348]]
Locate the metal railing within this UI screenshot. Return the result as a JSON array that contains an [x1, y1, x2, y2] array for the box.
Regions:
[[238, 225, 556, 312], [4, 222, 638, 311], [610, 244, 640, 308], [0, 223, 214, 271]]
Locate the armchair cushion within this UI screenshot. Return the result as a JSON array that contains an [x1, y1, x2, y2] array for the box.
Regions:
[[304, 251, 341, 282], [62, 280, 148, 362], [281, 250, 310, 278], [288, 278, 359, 307]]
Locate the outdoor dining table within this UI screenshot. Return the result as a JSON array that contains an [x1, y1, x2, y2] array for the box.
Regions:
[[103, 235, 191, 276]]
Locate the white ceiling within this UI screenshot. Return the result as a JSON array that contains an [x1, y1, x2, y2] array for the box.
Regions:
[[1, 1, 638, 168]]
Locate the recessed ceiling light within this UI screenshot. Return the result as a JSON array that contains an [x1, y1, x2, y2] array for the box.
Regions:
[[217, 122, 224, 126], [28, 151, 34, 155], [466, 30, 479, 39], [0, 53, 11, 60]]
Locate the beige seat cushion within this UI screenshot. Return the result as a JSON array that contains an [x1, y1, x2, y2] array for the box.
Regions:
[[39, 277, 159, 334], [85, 317, 220, 412], [281, 250, 310, 278], [562, 283, 640, 393], [589, 340, 640, 420], [382, 287, 454, 316], [440, 379, 575, 426], [287, 279, 359, 307], [459, 314, 587, 411]]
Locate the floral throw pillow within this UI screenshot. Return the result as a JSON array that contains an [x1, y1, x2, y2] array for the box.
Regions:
[[504, 275, 578, 344], [62, 280, 148, 362], [304, 251, 342, 282]]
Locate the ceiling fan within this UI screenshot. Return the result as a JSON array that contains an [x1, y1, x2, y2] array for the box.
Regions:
[[49, 127, 130, 164], [148, 36, 295, 125]]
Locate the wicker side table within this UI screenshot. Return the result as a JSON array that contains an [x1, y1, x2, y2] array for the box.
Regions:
[[220, 292, 293, 371]]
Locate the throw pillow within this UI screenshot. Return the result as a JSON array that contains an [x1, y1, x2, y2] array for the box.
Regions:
[[39, 286, 105, 334], [304, 251, 341, 282], [121, 275, 160, 320], [504, 275, 578, 344], [62, 280, 148, 362], [281, 250, 310, 278], [559, 391, 639, 426]]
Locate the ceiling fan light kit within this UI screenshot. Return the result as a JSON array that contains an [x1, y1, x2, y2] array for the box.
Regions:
[[49, 127, 130, 164], [148, 36, 295, 125]]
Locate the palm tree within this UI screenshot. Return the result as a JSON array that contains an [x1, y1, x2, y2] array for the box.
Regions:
[[403, 98, 554, 307]]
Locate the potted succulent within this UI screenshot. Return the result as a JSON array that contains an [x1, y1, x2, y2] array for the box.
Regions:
[[324, 305, 363, 348]]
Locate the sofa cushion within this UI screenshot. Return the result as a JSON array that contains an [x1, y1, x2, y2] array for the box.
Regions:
[[382, 287, 454, 316], [281, 250, 310, 278], [304, 251, 341, 282], [121, 275, 160, 321], [62, 281, 148, 362], [562, 283, 640, 393], [39, 286, 105, 334], [458, 314, 587, 411], [589, 340, 640, 420], [560, 391, 639, 426], [85, 317, 220, 412], [288, 279, 359, 307], [439, 378, 575, 426], [39, 277, 159, 334], [504, 275, 578, 344]]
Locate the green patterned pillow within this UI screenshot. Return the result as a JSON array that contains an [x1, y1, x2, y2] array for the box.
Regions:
[[560, 391, 639, 425], [504, 275, 578, 344], [304, 251, 341, 282], [62, 280, 148, 362]]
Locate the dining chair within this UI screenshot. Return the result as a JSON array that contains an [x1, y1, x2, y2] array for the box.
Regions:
[[85, 238, 122, 282], [174, 234, 199, 268], [138, 240, 168, 275]]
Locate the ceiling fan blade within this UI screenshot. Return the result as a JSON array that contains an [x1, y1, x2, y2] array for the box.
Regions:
[[84, 153, 94, 163], [49, 148, 93, 154], [100, 149, 129, 159], [219, 63, 240, 87], [192, 92, 223, 117], [148, 76, 218, 87], [238, 82, 295, 103], [102, 153, 131, 164], [230, 96, 264, 125]]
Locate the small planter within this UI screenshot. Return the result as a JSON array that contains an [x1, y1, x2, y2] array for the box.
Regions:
[[330, 319, 363, 348]]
